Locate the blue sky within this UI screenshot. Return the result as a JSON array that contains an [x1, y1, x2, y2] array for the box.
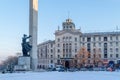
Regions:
[[0, 0, 120, 61]]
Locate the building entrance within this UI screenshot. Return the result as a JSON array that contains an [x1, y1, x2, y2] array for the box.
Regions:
[[65, 61, 70, 69]]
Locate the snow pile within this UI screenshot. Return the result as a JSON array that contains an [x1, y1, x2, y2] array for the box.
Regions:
[[0, 71, 120, 80]]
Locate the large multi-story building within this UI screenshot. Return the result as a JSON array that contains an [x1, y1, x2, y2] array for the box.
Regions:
[[37, 18, 120, 69]]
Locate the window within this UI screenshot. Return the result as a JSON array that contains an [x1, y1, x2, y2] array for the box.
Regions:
[[87, 37, 91, 42], [57, 60, 60, 64], [51, 65, 53, 68], [110, 48, 113, 52], [69, 49, 72, 53], [51, 60, 53, 63], [58, 44, 60, 47], [116, 42, 118, 46], [116, 48, 119, 52], [93, 43, 96, 47], [93, 49, 96, 53], [75, 49, 77, 53], [51, 49, 53, 53], [66, 49, 68, 53], [82, 43, 85, 46], [110, 54, 113, 58], [51, 55, 53, 58], [99, 37, 101, 41], [87, 49, 91, 53], [63, 37, 65, 41], [99, 48, 101, 52], [116, 54, 119, 58], [75, 55, 77, 58], [104, 54, 107, 58], [66, 26, 68, 29], [93, 37, 96, 41], [58, 55, 60, 58], [104, 43, 107, 47], [110, 42, 113, 46], [75, 37, 77, 42], [116, 36, 118, 40], [69, 36, 72, 41], [47, 44, 49, 48], [63, 26, 65, 29], [69, 43, 72, 48], [66, 54, 68, 57], [82, 37, 85, 41], [69, 54, 72, 57], [104, 49, 107, 54], [87, 43, 91, 52], [87, 43, 91, 48], [57, 49, 60, 53], [88, 60, 90, 63], [66, 43, 68, 48], [51, 44, 53, 47], [110, 36, 112, 40], [57, 38, 60, 42], [88, 53, 91, 58], [41, 53, 42, 57], [104, 37, 107, 41], [98, 43, 101, 47], [75, 43, 77, 45], [66, 37, 68, 41]]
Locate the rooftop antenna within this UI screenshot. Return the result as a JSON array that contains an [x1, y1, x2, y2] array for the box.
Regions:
[[58, 25, 60, 31], [79, 26, 82, 31], [116, 25, 119, 31], [68, 11, 70, 19]]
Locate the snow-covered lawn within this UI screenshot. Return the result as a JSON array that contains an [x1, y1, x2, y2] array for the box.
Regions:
[[0, 71, 120, 80]]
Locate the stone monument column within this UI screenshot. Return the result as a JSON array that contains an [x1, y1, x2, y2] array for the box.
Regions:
[[29, 0, 38, 70]]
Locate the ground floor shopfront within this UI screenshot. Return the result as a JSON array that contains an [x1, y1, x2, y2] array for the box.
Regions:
[[56, 58, 119, 69], [37, 58, 120, 69]]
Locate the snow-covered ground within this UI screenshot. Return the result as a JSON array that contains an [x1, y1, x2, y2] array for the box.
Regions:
[[0, 71, 120, 80]]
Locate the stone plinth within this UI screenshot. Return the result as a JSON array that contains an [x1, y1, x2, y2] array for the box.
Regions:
[[14, 56, 30, 71]]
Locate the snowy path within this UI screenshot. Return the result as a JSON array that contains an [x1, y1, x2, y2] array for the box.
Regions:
[[0, 71, 120, 80]]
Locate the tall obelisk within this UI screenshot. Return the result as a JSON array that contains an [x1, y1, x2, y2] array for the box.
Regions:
[[29, 0, 38, 70]]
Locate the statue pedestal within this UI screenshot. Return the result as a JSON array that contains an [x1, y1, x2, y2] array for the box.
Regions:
[[14, 56, 30, 71]]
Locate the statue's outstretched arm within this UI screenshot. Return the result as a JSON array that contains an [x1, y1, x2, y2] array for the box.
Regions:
[[26, 35, 32, 39]]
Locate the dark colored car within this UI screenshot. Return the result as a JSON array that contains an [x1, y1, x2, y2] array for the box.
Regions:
[[58, 68, 65, 72]]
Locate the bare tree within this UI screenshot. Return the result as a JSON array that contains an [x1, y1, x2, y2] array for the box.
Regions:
[[0, 56, 18, 72]]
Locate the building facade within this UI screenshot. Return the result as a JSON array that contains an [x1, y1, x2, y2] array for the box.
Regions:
[[38, 19, 120, 69], [37, 40, 55, 69]]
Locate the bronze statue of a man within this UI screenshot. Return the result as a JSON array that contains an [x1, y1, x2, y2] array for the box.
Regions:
[[21, 34, 32, 56]]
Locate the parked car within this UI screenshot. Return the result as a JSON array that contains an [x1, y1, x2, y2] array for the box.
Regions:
[[107, 67, 115, 71], [47, 68, 56, 71], [58, 68, 65, 72], [56, 65, 63, 71]]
